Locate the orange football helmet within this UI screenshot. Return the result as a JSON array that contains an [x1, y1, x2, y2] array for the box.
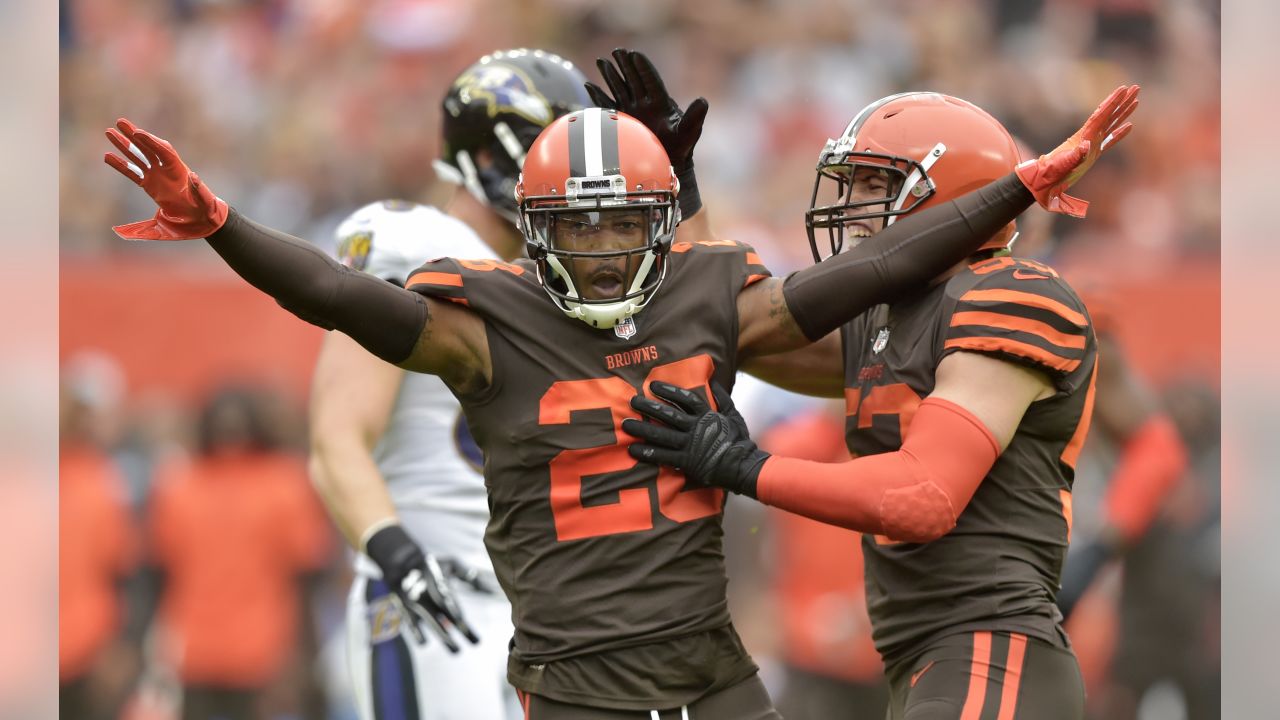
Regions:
[[806, 92, 1023, 262], [516, 108, 679, 329]]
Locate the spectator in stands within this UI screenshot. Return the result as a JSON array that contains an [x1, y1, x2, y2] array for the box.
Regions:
[[59, 351, 141, 720], [148, 386, 333, 720]]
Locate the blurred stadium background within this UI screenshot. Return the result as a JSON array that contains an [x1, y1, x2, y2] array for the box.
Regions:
[[59, 0, 1220, 718]]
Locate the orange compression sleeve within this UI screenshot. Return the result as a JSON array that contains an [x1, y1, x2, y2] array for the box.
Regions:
[[756, 397, 1001, 543]]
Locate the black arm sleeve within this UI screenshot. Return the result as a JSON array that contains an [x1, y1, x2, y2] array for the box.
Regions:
[[204, 208, 427, 364], [782, 172, 1033, 341]]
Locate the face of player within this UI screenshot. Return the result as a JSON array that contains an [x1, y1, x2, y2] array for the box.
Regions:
[[838, 165, 898, 241], [551, 207, 651, 301]]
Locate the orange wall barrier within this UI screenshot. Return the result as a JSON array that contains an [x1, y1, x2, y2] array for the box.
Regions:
[[61, 257, 324, 403], [60, 257, 1219, 405]]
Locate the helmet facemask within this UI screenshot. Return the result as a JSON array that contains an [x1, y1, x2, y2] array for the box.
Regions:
[[520, 178, 676, 329], [432, 120, 531, 225], [805, 142, 946, 263]]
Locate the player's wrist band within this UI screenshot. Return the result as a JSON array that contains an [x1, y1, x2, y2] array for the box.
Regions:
[[676, 162, 701, 223], [359, 517, 402, 555]]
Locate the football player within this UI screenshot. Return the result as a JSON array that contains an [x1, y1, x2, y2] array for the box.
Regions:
[[104, 65, 1116, 718], [308, 50, 590, 720], [623, 88, 1139, 719]]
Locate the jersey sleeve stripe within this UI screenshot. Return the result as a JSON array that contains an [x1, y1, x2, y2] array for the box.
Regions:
[[958, 288, 1087, 328], [406, 271, 464, 288], [744, 273, 770, 288], [943, 336, 1083, 373], [955, 298, 1083, 335], [1060, 357, 1099, 470], [1059, 489, 1074, 543], [746, 252, 763, 266], [949, 311, 1086, 350]]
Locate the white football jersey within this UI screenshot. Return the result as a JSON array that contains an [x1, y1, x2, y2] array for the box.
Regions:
[[333, 199, 496, 575]]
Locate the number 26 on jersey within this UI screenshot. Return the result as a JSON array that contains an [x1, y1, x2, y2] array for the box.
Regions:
[[539, 354, 724, 541]]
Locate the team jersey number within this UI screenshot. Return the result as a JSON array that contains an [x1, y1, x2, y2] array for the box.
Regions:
[[970, 255, 1059, 280], [846, 383, 923, 433], [847, 382, 924, 545], [538, 355, 724, 541]]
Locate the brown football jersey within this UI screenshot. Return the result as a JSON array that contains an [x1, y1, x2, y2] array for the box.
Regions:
[[406, 240, 770, 709], [840, 255, 1097, 669]]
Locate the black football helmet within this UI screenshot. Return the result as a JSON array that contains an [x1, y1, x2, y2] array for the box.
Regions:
[[435, 48, 592, 224]]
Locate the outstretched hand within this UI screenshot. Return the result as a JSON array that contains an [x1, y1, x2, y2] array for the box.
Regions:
[[104, 117, 228, 240], [1015, 84, 1140, 218], [585, 48, 708, 173], [622, 381, 769, 498]]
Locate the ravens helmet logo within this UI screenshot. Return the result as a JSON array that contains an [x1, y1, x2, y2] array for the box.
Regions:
[[453, 63, 554, 126]]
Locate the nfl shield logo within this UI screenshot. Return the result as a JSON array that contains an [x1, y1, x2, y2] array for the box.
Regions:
[[872, 327, 890, 354], [614, 316, 638, 340]]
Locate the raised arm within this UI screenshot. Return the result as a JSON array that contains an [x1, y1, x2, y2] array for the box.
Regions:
[[734, 170, 1035, 357], [103, 119, 490, 391], [585, 49, 707, 226], [736, 84, 1139, 358]]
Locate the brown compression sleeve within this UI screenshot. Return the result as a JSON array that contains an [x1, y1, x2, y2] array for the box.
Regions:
[[205, 208, 427, 364], [782, 172, 1033, 341]]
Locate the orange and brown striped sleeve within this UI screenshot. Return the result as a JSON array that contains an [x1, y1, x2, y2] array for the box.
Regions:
[[405, 257, 469, 306], [943, 266, 1092, 382], [671, 238, 773, 288], [742, 246, 772, 289]]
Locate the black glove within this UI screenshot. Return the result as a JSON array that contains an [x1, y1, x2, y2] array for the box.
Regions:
[[584, 48, 708, 221], [439, 557, 496, 596], [1055, 537, 1117, 620], [365, 524, 480, 651], [622, 381, 769, 498]]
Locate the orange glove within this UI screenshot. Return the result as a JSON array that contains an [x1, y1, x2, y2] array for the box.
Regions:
[[1015, 84, 1140, 218], [103, 118, 229, 240]]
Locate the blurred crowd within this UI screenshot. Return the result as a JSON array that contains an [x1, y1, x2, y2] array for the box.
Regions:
[[61, 0, 1219, 272], [59, 0, 1221, 718]]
